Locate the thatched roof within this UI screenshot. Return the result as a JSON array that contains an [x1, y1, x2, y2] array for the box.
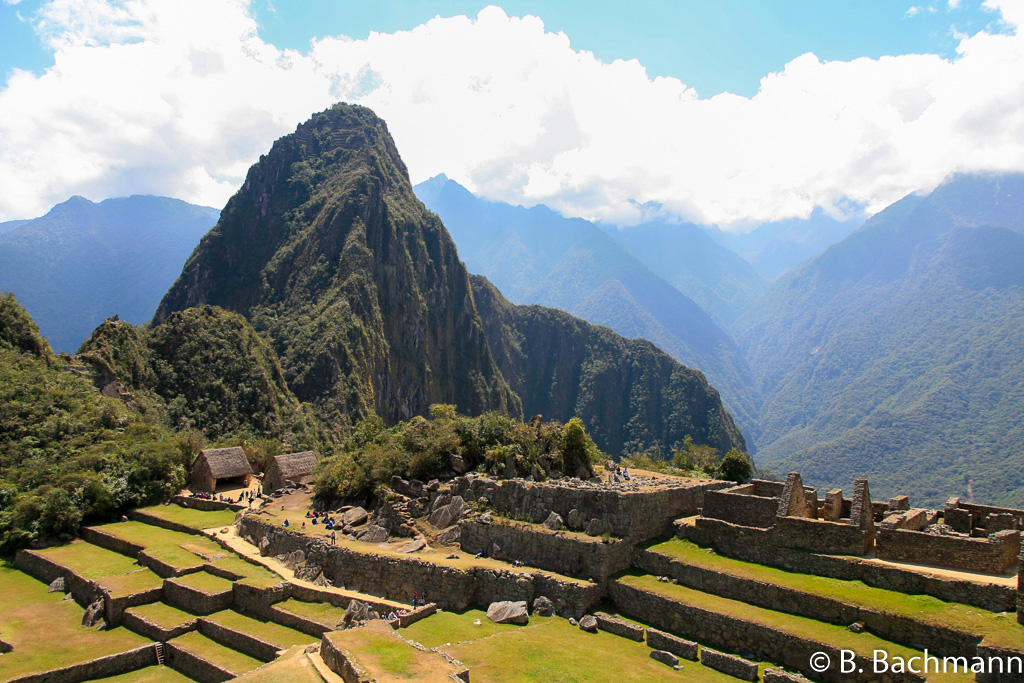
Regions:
[[270, 451, 318, 480], [196, 447, 252, 479]]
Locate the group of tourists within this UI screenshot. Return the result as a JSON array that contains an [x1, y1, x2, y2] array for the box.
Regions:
[[385, 608, 411, 622], [411, 590, 428, 607]]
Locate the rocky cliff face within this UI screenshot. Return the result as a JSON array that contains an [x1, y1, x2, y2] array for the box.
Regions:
[[155, 104, 745, 455], [156, 105, 519, 428]]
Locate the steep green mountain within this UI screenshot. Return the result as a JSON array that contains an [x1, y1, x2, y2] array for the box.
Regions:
[[0, 195, 218, 353], [472, 275, 745, 455], [705, 208, 865, 282], [78, 306, 312, 442], [737, 173, 1024, 506], [607, 219, 767, 325], [156, 104, 745, 457], [0, 293, 189, 550], [414, 175, 761, 445]]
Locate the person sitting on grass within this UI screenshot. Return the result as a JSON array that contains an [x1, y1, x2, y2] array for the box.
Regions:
[[283, 519, 290, 527]]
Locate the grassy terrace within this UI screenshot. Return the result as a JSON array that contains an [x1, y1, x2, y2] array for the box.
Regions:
[[620, 573, 975, 683], [89, 666, 195, 682], [32, 541, 163, 596], [436, 614, 740, 682], [258, 507, 590, 585], [647, 539, 1024, 649], [125, 602, 196, 630], [94, 520, 222, 569], [204, 609, 317, 649], [137, 504, 238, 530], [325, 621, 462, 682], [172, 570, 234, 594], [207, 554, 281, 588], [229, 645, 325, 683], [275, 598, 346, 627], [0, 563, 152, 681], [169, 631, 262, 676]]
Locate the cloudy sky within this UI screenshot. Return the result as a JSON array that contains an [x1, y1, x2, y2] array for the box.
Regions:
[[1, 0, 1022, 228]]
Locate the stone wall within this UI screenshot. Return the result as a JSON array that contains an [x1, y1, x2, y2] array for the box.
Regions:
[[774, 516, 873, 556], [163, 577, 233, 615], [5, 645, 157, 683], [974, 645, 1024, 683], [593, 612, 645, 641], [764, 670, 813, 683], [197, 618, 281, 662], [129, 508, 209, 535], [702, 485, 779, 528], [633, 549, 982, 658], [172, 495, 245, 512], [240, 516, 604, 619], [1018, 548, 1023, 626], [609, 581, 925, 683], [876, 527, 1020, 574], [320, 631, 371, 683], [682, 517, 1017, 612], [123, 607, 197, 642], [701, 648, 759, 681], [458, 518, 633, 580], [439, 475, 729, 541], [166, 640, 237, 682]]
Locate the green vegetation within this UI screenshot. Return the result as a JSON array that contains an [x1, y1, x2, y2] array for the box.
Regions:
[[620, 436, 753, 483], [440, 614, 735, 682], [648, 538, 1024, 649], [125, 601, 196, 630], [403, 608, 530, 648], [618, 572, 973, 682], [168, 631, 262, 675], [0, 562, 152, 679], [208, 555, 282, 588], [134, 504, 237, 530], [315, 408, 603, 499], [172, 570, 234, 594], [92, 520, 219, 570], [738, 174, 1024, 506], [88, 667, 196, 683], [275, 598, 345, 627], [204, 610, 316, 649]]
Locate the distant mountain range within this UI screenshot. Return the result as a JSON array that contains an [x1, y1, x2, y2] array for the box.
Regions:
[[0, 195, 219, 353], [738, 173, 1024, 506]]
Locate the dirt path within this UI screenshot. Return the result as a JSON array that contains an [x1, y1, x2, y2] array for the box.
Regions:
[[861, 555, 1017, 586]]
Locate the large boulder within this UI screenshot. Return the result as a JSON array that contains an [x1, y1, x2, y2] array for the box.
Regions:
[[343, 600, 379, 628], [82, 598, 104, 628], [342, 507, 368, 526], [47, 577, 66, 593], [258, 536, 271, 556], [437, 526, 461, 546], [651, 650, 680, 667], [579, 615, 598, 632], [532, 595, 555, 617], [585, 519, 608, 536], [486, 600, 529, 625], [567, 509, 586, 529], [543, 512, 563, 531], [428, 496, 465, 529], [357, 524, 388, 543]]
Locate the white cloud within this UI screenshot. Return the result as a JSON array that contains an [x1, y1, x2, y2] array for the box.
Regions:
[[1, 1, 1024, 229]]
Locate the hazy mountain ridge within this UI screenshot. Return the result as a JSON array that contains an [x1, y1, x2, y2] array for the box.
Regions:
[[738, 173, 1024, 506], [0, 195, 219, 353]]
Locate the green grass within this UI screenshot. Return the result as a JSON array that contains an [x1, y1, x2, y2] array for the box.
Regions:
[[208, 555, 281, 587], [32, 541, 163, 596], [441, 616, 738, 682], [275, 598, 346, 627], [136, 504, 238, 530], [325, 622, 458, 681], [647, 539, 1024, 649], [0, 563, 153, 680], [87, 666, 195, 682], [93, 520, 223, 570], [203, 610, 317, 649], [403, 608, 531, 649], [172, 570, 234, 595], [619, 573, 974, 683], [168, 631, 262, 675], [227, 645, 325, 682], [125, 602, 196, 630]]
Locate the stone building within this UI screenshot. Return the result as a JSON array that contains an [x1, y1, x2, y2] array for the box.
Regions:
[[190, 447, 252, 492], [262, 451, 318, 494]]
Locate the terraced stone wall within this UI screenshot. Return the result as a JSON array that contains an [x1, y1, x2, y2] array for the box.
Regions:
[[702, 484, 779, 528], [458, 518, 633, 580], [440, 475, 729, 540], [240, 517, 604, 619], [876, 527, 1020, 575], [633, 549, 982, 658], [682, 517, 1017, 612], [774, 516, 872, 556], [4, 645, 156, 683], [608, 581, 925, 683]]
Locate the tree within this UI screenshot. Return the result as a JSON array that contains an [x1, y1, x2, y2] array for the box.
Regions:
[[717, 449, 753, 484]]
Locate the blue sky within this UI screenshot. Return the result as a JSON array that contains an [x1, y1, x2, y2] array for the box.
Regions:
[[0, 0, 1022, 227]]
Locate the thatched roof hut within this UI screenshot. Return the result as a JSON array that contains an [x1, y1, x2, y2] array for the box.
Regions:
[[190, 446, 252, 492], [263, 451, 318, 493]]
